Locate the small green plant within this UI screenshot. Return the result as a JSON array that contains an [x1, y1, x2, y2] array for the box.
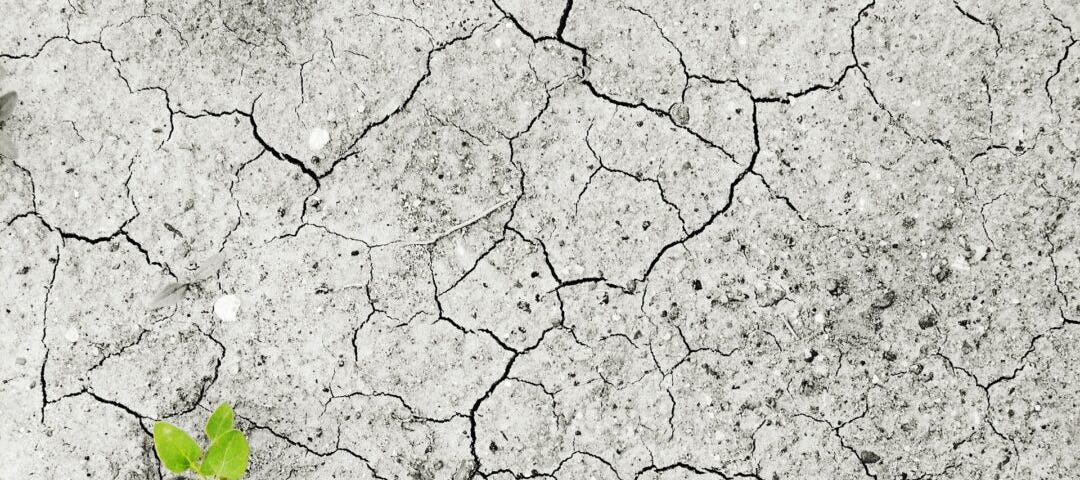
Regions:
[[154, 403, 250, 480]]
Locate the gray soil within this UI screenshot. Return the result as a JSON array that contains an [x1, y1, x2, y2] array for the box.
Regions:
[[2, 0, 1079, 479]]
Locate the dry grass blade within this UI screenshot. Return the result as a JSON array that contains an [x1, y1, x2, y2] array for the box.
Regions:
[[401, 198, 512, 246], [192, 252, 227, 282], [150, 282, 188, 310], [0, 91, 16, 121], [0, 134, 15, 160]]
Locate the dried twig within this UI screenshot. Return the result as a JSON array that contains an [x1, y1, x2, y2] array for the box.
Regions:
[[400, 198, 512, 246]]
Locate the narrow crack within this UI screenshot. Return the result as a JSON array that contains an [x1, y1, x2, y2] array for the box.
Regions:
[[636, 98, 762, 286], [556, 0, 574, 38], [10, 159, 39, 212], [621, 6, 690, 102], [1044, 34, 1076, 112], [247, 98, 322, 188], [582, 124, 690, 233], [168, 324, 227, 418], [323, 385, 461, 424], [321, 22, 490, 179], [87, 328, 149, 373], [239, 413, 389, 480], [796, 405, 879, 480], [467, 354, 518, 476], [39, 243, 61, 424], [633, 461, 763, 480], [19, 210, 174, 277], [953, 2, 1003, 56]]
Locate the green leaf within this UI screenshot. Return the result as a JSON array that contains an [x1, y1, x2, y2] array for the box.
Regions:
[[200, 429, 249, 479], [205, 403, 235, 442], [153, 421, 202, 474]]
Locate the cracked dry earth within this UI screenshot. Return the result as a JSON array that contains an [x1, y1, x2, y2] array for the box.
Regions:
[[2, 0, 1080, 479]]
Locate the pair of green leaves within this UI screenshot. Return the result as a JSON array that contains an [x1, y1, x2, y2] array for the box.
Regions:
[[154, 403, 249, 479]]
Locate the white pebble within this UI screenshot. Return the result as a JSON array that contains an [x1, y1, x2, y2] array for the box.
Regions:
[[970, 244, 988, 261], [308, 127, 330, 151], [64, 326, 80, 343], [214, 294, 242, 323]]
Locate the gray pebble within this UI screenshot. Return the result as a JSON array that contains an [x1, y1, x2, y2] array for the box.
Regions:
[[859, 450, 882, 464], [669, 102, 690, 126], [871, 289, 896, 309]]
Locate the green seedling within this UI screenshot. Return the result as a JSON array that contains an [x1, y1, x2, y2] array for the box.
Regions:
[[0, 91, 18, 159], [154, 402, 250, 480]]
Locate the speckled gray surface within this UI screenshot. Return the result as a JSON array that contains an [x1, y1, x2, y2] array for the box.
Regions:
[[2, 0, 1079, 479]]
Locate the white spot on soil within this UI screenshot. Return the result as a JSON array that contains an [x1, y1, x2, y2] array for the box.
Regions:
[[308, 127, 330, 151], [64, 326, 80, 343], [214, 294, 242, 322]]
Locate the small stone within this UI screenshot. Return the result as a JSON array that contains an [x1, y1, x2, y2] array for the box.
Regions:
[[214, 294, 242, 322], [950, 255, 971, 274], [871, 289, 896, 309], [918, 314, 937, 330], [933, 216, 954, 230], [859, 450, 882, 464], [756, 283, 787, 307], [669, 102, 690, 126], [64, 326, 80, 343], [931, 261, 950, 282], [969, 244, 988, 262], [308, 127, 330, 151], [825, 278, 844, 296]]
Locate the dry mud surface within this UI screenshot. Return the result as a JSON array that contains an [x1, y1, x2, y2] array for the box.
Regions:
[[2, 1, 1080, 479]]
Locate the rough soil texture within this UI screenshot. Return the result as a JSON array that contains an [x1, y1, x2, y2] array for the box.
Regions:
[[2, 0, 1079, 479]]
